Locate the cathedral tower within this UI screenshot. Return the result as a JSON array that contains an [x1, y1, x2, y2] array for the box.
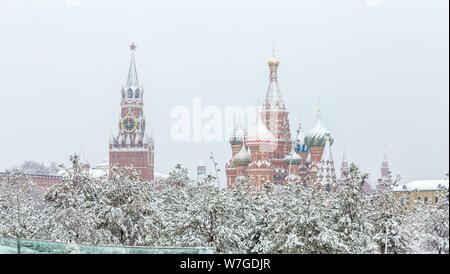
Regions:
[[260, 44, 292, 184], [109, 44, 155, 182], [304, 109, 334, 181]]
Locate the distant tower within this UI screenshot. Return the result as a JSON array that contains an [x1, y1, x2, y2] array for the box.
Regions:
[[340, 144, 349, 180], [378, 143, 392, 191], [109, 43, 155, 181], [196, 160, 207, 184]]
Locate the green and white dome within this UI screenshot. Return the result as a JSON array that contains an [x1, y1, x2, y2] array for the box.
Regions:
[[305, 111, 334, 148]]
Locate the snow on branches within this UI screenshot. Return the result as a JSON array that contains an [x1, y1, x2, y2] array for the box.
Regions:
[[0, 156, 448, 254]]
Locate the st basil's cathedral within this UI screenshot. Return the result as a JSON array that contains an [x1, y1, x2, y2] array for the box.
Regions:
[[225, 49, 337, 191]]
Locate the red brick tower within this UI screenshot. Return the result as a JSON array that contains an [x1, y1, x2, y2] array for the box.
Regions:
[[377, 144, 392, 191], [109, 43, 155, 182], [260, 46, 292, 185], [304, 109, 334, 182]]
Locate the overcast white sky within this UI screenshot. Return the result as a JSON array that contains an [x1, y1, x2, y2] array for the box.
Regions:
[[0, 0, 448, 186]]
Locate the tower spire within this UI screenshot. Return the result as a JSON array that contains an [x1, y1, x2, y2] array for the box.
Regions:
[[127, 43, 139, 87], [317, 98, 321, 120], [264, 42, 285, 110]]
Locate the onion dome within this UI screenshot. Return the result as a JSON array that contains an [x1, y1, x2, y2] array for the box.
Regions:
[[268, 55, 279, 66], [246, 113, 275, 147], [268, 41, 280, 66], [229, 117, 247, 147], [305, 110, 334, 147], [232, 145, 252, 166], [284, 151, 302, 166], [294, 128, 309, 153]]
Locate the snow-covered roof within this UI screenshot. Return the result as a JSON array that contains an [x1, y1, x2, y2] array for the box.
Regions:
[[392, 180, 449, 192], [232, 145, 252, 166], [90, 168, 108, 178], [246, 114, 275, 146], [305, 112, 334, 147], [154, 172, 169, 180]]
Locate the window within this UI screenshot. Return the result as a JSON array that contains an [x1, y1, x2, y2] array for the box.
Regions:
[[135, 89, 140, 98], [317, 186, 322, 191], [128, 89, 132, 98], [326, 185, 331, 192], [435, 196, 439, 204], [417, 197, 421, 201], [424, 197, 428, 203]]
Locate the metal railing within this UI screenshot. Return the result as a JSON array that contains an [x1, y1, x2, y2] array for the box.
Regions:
[[0, 237, 214, 254]]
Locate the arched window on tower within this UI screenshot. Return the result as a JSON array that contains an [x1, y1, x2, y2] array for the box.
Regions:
[[122, 91, 125, 99], [135, 89, 140, 98], [326, 185, 331, 192], [128, 89, 133, 98]]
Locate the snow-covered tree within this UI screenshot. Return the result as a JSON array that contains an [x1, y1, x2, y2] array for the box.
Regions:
[[155, 166, 248, 253], [0, 173, 41, 240], [250, 181, 334, 254], [368, 174, 411, 254], [96, 165, 156, 246], [39, 155, 113, 245], [326, 163, 373, 253], [409, 187, 449, 254]]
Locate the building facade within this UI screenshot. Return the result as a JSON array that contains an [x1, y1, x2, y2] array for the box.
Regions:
[[225, 51, 337, 191], [108, 44, 155, 182], [392, 180, 449, 208]]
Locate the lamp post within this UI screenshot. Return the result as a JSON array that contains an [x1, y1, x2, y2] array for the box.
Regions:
[[209, 152, 220, 188], [288, 121, 302, 180]]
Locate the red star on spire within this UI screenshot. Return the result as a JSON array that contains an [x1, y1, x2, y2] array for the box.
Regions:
[[129, 42, 137, 51]]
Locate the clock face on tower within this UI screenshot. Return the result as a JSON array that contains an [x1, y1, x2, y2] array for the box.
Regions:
[[121, 116, 137, 132]]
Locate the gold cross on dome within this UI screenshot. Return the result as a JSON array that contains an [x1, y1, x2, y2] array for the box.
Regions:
[[129, 42, 137, 51]]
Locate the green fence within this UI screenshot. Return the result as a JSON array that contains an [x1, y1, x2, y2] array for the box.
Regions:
[[0, 237, 214, 254]]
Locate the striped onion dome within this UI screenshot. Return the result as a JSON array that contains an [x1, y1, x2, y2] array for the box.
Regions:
[[246, 114, 275, 147], [294, 130, 309, 153], [284, 151, 302, 166], [232, 145, 252, 166], [305, 111, 334, 148]]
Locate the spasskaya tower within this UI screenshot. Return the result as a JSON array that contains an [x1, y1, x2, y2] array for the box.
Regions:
[[109, 43, 155, 181]]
